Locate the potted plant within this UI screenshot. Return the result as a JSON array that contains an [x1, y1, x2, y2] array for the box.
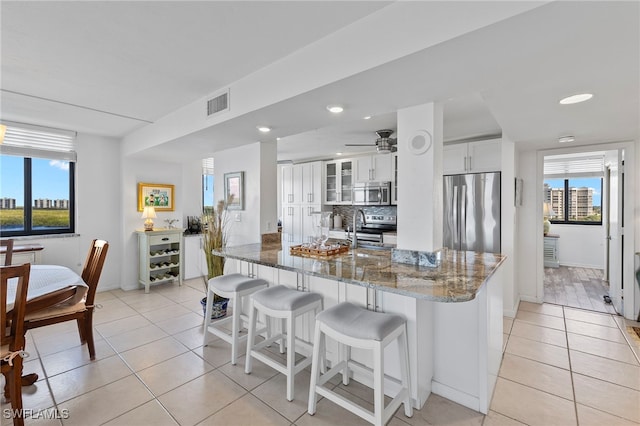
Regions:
[[201, 196, 233, 319]]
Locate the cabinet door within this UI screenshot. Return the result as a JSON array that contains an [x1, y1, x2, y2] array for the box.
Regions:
[[302, 162, 322, 204], [324, 161, 339, 204], [339, 160, 354, 204], [468, 139, 501, 173], [302, 204, 321, 244], [184, 236, 206, 280], [281, 205, 300, 242], [372, 153, 392, 181], [355, 156, 373, 182], [443, 143, 469, 175], [281, 165, 294, 205]]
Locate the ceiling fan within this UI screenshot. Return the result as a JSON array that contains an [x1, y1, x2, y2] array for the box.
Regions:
[[346, 129, 397, 153]]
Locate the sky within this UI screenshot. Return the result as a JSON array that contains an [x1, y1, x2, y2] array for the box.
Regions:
[[545, 177, 602, 206], [0, 155, 70, 206]]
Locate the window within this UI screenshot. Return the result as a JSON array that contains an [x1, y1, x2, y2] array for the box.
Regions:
[[544, 178, 602, 224], [202, 158, 214, 214], [0, 123, 76, 236]]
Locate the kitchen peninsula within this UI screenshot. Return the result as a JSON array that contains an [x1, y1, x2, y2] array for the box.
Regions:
[[214, 241, 506, 414]]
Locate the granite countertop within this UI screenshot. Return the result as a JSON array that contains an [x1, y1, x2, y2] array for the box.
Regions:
[[213, 241, 505, 303]]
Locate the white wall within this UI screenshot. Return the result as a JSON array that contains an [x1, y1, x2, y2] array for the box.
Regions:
[[121, 157, 183, 290], [549, 224, 604, 269], [213, 141, 277, 246], [22, 134, 122, 291], [500, 137, 518, 317]]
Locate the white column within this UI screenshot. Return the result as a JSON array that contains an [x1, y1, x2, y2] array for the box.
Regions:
[[396, 102, 443, 252]]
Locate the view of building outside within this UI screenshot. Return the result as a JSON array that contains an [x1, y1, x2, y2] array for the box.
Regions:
[[0, 155, 72, 232], [544, 178, 602, 222]]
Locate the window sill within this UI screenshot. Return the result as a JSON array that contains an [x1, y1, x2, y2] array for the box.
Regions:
[[8, 233, 81, 241]]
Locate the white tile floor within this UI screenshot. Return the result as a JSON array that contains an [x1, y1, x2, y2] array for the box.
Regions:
[[3, 280, 640, 425]]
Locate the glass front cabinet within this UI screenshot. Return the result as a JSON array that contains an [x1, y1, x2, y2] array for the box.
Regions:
[[324, 159, 353, 205]]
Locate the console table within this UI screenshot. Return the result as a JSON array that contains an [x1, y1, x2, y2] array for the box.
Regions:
[[136, 229, 183, 293]]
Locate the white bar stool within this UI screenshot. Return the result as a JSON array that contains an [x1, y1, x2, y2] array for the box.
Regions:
[[203, 273, 268, 365], [308, 301, 413, 426], [245, 285, 323, 401]]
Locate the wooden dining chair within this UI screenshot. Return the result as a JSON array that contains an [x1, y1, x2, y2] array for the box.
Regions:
[[24, 239, 109, 360], [1, 263, 31, 426], [1, 239, 14, 266]]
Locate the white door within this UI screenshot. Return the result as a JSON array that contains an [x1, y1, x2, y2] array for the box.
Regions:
[[605, 152, 623, 314]]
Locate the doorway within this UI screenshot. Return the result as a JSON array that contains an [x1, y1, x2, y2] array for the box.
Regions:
[[541, 148, 622, 314]]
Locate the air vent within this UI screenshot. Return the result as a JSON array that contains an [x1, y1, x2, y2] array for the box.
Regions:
[[207, 90, 229, 116]]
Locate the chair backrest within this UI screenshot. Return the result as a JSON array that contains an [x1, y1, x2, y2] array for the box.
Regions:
[[1, 239, 14, 266], [1, 263, 30, 352], [81, 239, 109, 306]]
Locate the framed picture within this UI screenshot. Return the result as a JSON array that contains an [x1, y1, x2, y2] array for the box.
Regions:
[[138, 182, 175, 212], [224, 171, 244, 210]]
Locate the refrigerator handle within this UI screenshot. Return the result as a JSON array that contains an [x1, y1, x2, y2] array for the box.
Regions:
[[460, 185, 466, 247], [452, 185, 459, 248]]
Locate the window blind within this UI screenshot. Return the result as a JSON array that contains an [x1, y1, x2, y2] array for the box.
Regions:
[[0, 121, 77, 162], [544, 152, 605, 178], [202, 157, 214, 175]]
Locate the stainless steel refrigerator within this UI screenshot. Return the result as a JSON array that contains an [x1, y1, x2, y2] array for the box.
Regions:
[[443, 172, 501, 253]]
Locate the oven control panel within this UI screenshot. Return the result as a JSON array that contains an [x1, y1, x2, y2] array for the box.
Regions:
[[365, 215, 396, 225]]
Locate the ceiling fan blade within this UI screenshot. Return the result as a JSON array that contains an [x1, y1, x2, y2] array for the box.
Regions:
[[345, 143, 376, 146]]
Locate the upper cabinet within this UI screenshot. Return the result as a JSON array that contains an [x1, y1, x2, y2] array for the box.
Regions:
[[354, 153, 393, 183], [443, 139, 501, 175], [324, 159, 354, 205], [282, 161, 322, 205]]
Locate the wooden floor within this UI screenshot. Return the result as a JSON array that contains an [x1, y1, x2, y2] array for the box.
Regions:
[[543, 266, 618, 314]]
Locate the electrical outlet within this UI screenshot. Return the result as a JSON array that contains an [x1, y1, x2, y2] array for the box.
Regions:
[[267, 221, 272, 230], [235, 213, 241, 222]]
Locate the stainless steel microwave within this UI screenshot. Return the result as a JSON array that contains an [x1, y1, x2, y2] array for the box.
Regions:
[[353, 182, 391, 205]]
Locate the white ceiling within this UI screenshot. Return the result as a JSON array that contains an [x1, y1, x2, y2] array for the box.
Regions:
[[1, 1, 638, 164]]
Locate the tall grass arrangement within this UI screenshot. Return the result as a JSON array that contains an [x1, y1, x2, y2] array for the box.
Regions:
[[201, 196, 233, 299]]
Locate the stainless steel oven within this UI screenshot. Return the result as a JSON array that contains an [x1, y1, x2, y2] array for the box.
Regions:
[[353, 182, 391, 205]]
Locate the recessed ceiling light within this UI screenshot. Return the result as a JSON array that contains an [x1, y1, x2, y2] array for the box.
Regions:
[[558, 135, 575, 143], [276, 137, 281, 141], [257, 126, 271, 133], [336, 152, 343, 156], [363, 116, 371, 120], [559, 93, 593, 105], [326, 105, 344, 114]]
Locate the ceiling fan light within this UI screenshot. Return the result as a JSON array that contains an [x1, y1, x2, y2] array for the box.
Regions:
[[326, 105, 344, 114], [559, 93, 593, 105]]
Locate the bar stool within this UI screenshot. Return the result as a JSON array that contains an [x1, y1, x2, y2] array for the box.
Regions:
[[245, 285, 323, 401], [203, 273, 268, 365], [308, 301, 413, 426]]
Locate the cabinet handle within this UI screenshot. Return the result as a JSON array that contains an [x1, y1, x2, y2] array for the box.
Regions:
[[161, 237, 169, 241], [468, 156, 472, 171]]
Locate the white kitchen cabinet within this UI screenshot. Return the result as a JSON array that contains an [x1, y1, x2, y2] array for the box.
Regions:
[[443, 139, 501, 175], [136, 228, 183, 293], [282, 204, 321, 243], [184, 234, 208, 280], [282, 161, 322, 205], [323, 159, 354, 205], [281, 162, 323, 242], [355, 153, 393, 183]]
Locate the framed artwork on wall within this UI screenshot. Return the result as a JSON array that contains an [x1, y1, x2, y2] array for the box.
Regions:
[[224, 172, 244, 210], [138, 182, 175, 212]]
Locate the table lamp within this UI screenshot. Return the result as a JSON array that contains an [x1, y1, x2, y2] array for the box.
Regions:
[[543, 202, 555, 235], [142, 206, 157, 231]]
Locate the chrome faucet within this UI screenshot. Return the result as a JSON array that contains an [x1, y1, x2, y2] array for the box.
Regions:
[[351, 209, 366, 248]]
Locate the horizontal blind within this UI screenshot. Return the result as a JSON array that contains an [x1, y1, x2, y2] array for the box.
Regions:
[[202, 157, 214, 175], [544, 154, 604, 178], [0, 121, 77, 161]]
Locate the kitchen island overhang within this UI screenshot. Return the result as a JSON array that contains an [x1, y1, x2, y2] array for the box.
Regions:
[[213, 242, 505, 413]]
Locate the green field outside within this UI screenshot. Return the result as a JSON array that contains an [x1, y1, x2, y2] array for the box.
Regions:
[[0, 208, 69, 227]]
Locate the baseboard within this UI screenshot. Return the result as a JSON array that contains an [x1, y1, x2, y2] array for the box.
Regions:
[[559, 262, 604, 269], [503, 298, 520, 318], [431, 380, 482, 413]]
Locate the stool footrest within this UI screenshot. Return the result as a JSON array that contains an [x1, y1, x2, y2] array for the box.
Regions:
[[249, 349, 312, 376]]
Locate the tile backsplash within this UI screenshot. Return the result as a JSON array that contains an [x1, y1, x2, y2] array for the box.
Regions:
[[329, 205, 397, 229]]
